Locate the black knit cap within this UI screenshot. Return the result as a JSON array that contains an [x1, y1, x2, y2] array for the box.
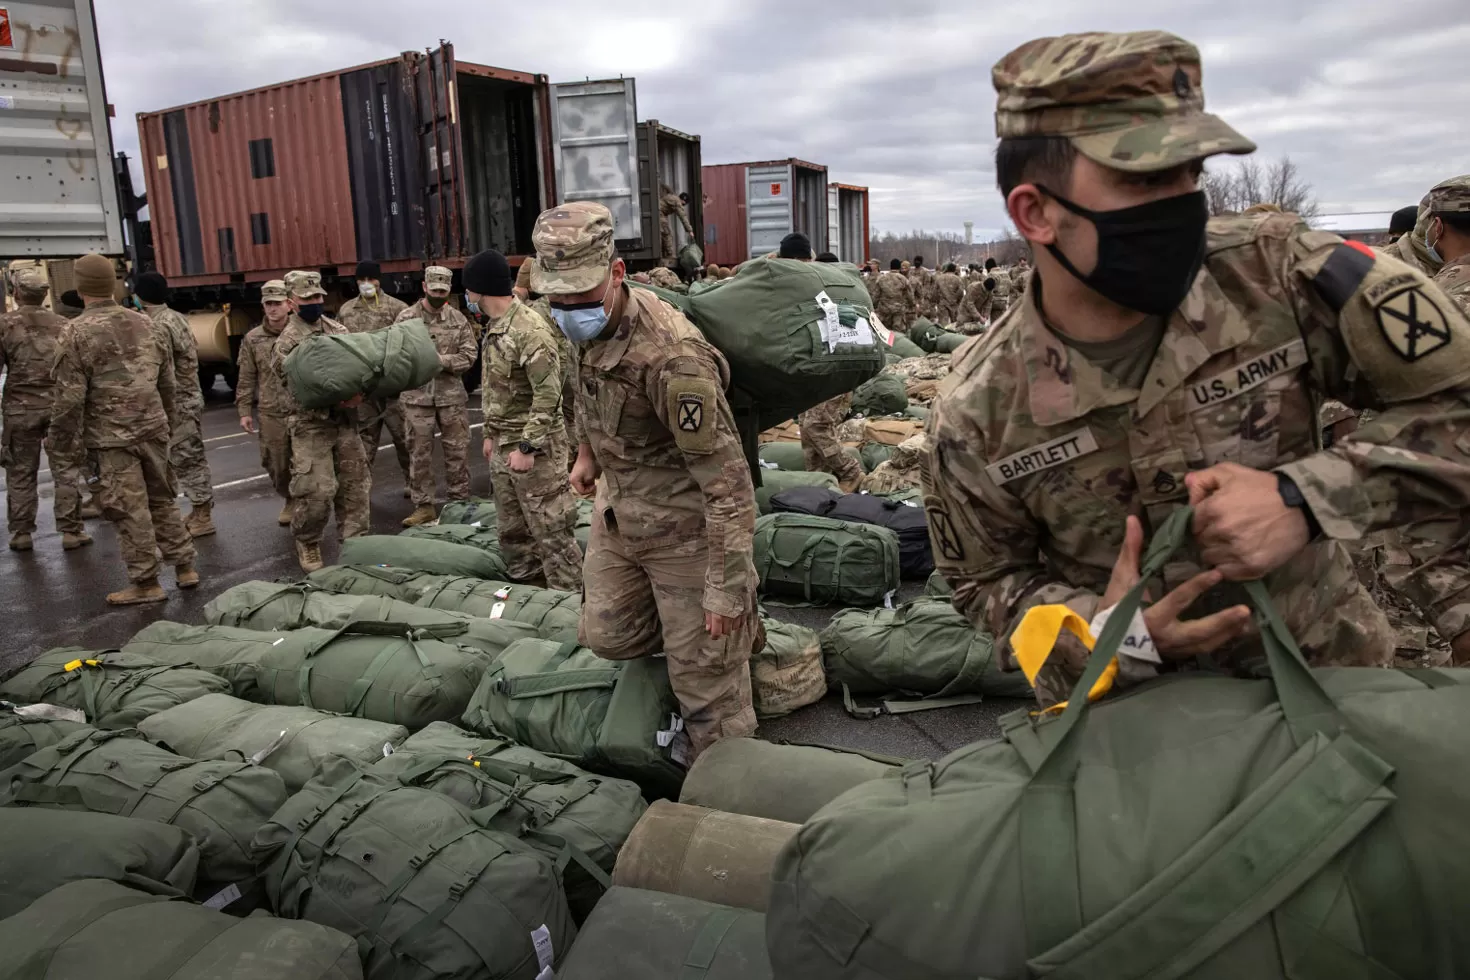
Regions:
[[462, 249, 512, 297], [135, 271, 169, 305], [355, 260, 381, 280], [779, 232, 812, 259]]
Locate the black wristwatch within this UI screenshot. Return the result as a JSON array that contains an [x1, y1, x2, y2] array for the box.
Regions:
[[1276, 472, 1322, 540], [518, 441, 540, 456]]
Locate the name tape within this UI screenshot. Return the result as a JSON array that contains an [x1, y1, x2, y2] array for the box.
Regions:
[[985, 428, 1099, 485]]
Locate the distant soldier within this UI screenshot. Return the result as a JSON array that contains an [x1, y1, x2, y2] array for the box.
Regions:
[[50, 254, 197, 603], [135, 272, 215, 537], [338, 260, 411, 489], [660, 184, 695, 263], [0, 267, 89, 552], [934, 262, 966, 323], [235, 279, 293, 524], [799, 394, 863, 492], [396, 266, 477, 527], [869, 258, 919, 333], [272, 271, 371, 572], [956, 271, 994, 335], [1380, 195, 1443, 278], [466, 249, 583, 591], [984, 257, 1013, 320], [908, 255, 938, 319], [1386, 206, 1419, 246], [1428, 175, 1470, 316]]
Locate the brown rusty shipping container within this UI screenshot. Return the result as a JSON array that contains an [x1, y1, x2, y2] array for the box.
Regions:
[[701, 159, 828, 268]]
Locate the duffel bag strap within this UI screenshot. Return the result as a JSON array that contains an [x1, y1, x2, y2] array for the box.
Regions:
[[241, 582, 315, 623], [680, 908, 743, 980]]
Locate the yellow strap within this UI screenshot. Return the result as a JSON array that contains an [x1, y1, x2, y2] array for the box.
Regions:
[[62, 659, 101, 672], [1010, 605, 1118, 715]]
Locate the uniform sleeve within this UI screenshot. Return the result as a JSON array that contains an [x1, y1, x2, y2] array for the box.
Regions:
[[155, 328, 177, 430], [393, 306, 417, 324], [678, 203, 695, 237], [440, 316, 478, 375], [516, 320, 564, 448], [47, 332, 86, 458], [235, 335, 258, 418], [168, 314, 199, 403], [650, 351, 758, 618]]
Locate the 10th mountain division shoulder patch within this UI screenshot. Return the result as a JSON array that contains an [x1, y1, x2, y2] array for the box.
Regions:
[[1375, 285, 1451, 362]]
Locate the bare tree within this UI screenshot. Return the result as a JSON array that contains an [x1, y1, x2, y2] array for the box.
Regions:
[[1203, 155, 1320, 220]]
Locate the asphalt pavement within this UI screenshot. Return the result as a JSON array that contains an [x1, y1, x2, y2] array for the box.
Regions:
[[0, 383, 1022, 759]]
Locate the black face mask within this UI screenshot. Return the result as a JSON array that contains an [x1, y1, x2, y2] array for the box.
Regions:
[[427, 295, 449, 309], [297, 303, 324, 324], [1038, 186, 1208, 315]]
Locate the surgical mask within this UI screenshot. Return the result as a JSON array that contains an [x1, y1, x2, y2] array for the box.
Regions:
[[465, 299, 481, 315], [358, 282, 377, 299], [427, 295, 449, 309], [297, 303, 324, 324], [1038, 185, 1209, 316], [1426, 219, 1443, 264], [551, 275, 614, 343]]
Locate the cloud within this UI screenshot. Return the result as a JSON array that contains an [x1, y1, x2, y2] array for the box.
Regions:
[[96, 0, 1468, 241]]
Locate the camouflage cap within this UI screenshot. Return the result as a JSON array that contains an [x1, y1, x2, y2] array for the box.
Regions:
[[1429, 175, 1470, 214], [993, 30, 1256, 173], [260, 279, 288, 301], [424, 265, 454, 293], [530, 202, 616, 295], [10, 266, 49, 293], [284, 270, 326, 300]]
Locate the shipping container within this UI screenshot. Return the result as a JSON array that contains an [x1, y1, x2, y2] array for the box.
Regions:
[[828, 183, 870, 264], [701, 159, 828, 267], [0, 0, 123, 257], [626, 120, 702, 267]]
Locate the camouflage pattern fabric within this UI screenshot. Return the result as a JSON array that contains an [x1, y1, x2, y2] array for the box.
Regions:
[[924, 212, 1470, 707], [907, 268, 937, 320], [257, 413, 292, 500], [96, 438, 195, 582], [50, 301, 174, 451], [956, 278, 992, 333], [648, 267, 682, 290], [270, 311, 351, 424], [860, 433, 927, 494], [340, 293, 414, 475], [529, 202, 617, 295], [480, 298, 566, 451], [235, 321, 292, 499], [143, 304, 213, 507], [868, 272, 918, 333], [167, 415, 213, 506], [337, 293, 409, 334], [798, 393, 863, 492], [0, 304, 82, 534], [988, 269, 1014, 321], [403, 404, 471, 507], [490, 433, 583, 592], [934, 272, 966, 324], [1428, 177, 1470, 315], [660, 191, 695, 260], [288, 417, 370, 544], [1380, 195, 1442, 278], [1435, 255, 1470, 316], [3, 413, 81, 535], [395, 301, 476, 408]]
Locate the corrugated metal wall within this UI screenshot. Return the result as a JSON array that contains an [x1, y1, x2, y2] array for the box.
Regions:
[[701, 163, 748, 267], [746, 162, 794, 260], [834, 184, 869, 264], [341, 59, 424, 265]]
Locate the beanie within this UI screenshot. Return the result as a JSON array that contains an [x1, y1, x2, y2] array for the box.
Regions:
[[74, 254, 116, 299], [355, 260, 381, 280], [462, 249, 512, 297], [135, 271, 169, 305], [778, 232, 812, 259]]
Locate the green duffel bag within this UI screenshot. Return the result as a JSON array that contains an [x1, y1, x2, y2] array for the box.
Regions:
[[932, 330, 966, 354], [755, 470, 840, 516], [758, 441, 808, 472], [377, 732, 646, 919], [204, 581, 541, 660], [678, 738, 903, 824], [558, 887, 771, 980], [462, 639, 686, 798], [284, 318, 440, 409], [769, 508, 1470, 980], [0, 808, 201, 917], [752, 513, 900, 607], [925, 568, 952, 596], [339, 534, 509, 580], [399, 522, 506, 557], [0, 648, 230, 730], [255, 756, 575, 980], [0, 878, 363, 980], [908, 317, 944, 352], [438, 497, 498, 526], [414, 578, 583, 642], [0, 701, 90, 768], [849, 371, 907, 417], [305, 564, 445, 601], [1, 727, 287, 888], [124, 620, 488, 730], [858, 441, 891, 472], [138, 693, 408, 792], [886, 332, 926, 360], [819, 597, 1032, 718], [752, 619, 826, 720]]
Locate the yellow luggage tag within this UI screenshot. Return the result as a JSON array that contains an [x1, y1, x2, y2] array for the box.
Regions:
[[1010, 605, 1118, 716]]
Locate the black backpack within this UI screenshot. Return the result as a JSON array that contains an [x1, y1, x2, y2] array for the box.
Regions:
[[770, 489, 933, 580]]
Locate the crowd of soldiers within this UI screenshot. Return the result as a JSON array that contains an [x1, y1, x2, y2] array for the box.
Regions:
[[4, 25, 1470, 759]]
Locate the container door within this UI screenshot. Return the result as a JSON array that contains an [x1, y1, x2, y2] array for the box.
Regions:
[[549, 79, 640, 245], [827, 185, 842, 261], [0, 0, 123, 256], [746, 163, 794, 261], [413, 42, 467, 259]]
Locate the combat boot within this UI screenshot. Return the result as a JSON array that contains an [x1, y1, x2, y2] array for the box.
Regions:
[[79, 496, 102, 519], [8, 532, 32, 552], [295, 540, 324, 574], [61, 532, 93, 551], [175, 563, 201, 589], [401, 504, 438, 528], [106, 579, 167, 606], [185, 502, 217, 538], [277, 503, 293, 526]]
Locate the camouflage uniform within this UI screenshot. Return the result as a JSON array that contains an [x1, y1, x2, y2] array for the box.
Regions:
[[987, 268, 1014, 321], [50, 300, 194, 582], [395, 278, 477, 507], [1380, 195, 1443, 278], [868, 271, 918, 333], [0, 285, 83, 537], [234, 296, 292, 502], [860, 433, 926, 494], [933, 271, 966, 324], [907, 267, 937, 320], [338, 291, 412, 478], [925, 30, 1470, 707], [1429, 176, 1470, 317], [518, 259, 577, 434], [956, 276, 992, 334], [481, 298, 583, 590], [648, 267, 682, 291], [142, 304, 213, 507], [660, 190, 695, 261], [271, 273, 371, 546], [531, 202, 758, 758], [798, 393, 863, 492]]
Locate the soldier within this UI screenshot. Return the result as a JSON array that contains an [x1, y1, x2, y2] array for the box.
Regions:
[[869, 258, 919, 333], [235, 279, 293, 524], [660, 183, 695, 264], [1380, 195, 1443, 278], [272, 271, 371, 572], [533, 201, 758, 759], [799, 394, 863, 492], [647, 266, 682, 291], [1427, 175, 1470, 315], [956, 271, 995, 335], [513, 258, 576, 434], [338, 260, 411, 490], [1, 267, 89, 552], [1387, 206, 1419, 245], [51, 254, 197, 603], [984, 256, 1013, 321], [465, 249, 583, 590], [396, 266, 477, 527], [134, 272, 214, 537], [923, 29, 1470, 708], [934, 262, 966, 324], [860, 433, 926, 495], [907, 255, 934, 319], [779, 232, 813, 261]]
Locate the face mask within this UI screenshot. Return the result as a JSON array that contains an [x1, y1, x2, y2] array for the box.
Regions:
[[427, 295, 449, 309], [551, 274, 614, 343], [465, 299, 481, 315], [1425, 220, 1443, 264], [358, 282, 377, 299], [1037, 185, 1208, 316], [297, 303, 324, 324]]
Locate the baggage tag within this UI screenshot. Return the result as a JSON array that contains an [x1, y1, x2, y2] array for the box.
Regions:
[[490, 602, 507, 620], [203, 882, 243, 910], [469, 521, 483, 528], [883, 590, 897, 610], [382, 742, 396, 757], [759, 459, 780, 470], [531, 924, 555, 977], [1089, 604, 1160, 664], [815, 290, 875, 352], [248, 730, 290, 766]]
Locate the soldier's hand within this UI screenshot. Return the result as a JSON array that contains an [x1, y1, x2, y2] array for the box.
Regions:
[[1187, 463, 1310, 580], [705, 611, 745, 639], [570, 448, 600, 496], [508, 450, 535, 473], [482, 438, 495, 463], [339, 394, 365, 409], [240, 416, 257, 435]]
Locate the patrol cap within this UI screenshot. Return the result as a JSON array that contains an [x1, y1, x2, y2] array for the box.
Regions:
[[10, 266, 49, 293], [1429, 175, 1470, 215], [993, 30, 1256, 173], [260, 279, 288, 301], [424, 265, 454, 294], [285, 270, 326, 301], [530, 202, 616, 295]]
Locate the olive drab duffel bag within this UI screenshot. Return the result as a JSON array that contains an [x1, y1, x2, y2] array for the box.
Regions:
[[752, 514, 901, 608], [848, 371, 908, 418], [437, 497, 498, 526], [751, 619, 826, 720], [0, 648, 229, 730], [0, 879, 365, 980], [338, 534, 509, 580], [679, 738, 904, 825], [284, 317, 441, 409], [399, 522, 507, 556], [0, 701, 89, 768], [254, 756, 575, 980], [413, 578, 584, 642], [767, 508, 1470, 979], [305, 564, 444, 602]]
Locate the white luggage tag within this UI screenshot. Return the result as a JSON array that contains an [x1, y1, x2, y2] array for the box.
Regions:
[[815, 290, 874, 352]]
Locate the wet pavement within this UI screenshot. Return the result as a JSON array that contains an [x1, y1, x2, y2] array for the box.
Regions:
[[0, 384, 1020, 759]]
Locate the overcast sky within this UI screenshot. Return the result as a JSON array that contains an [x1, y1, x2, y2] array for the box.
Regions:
[[96, 0, 1468, 241]]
